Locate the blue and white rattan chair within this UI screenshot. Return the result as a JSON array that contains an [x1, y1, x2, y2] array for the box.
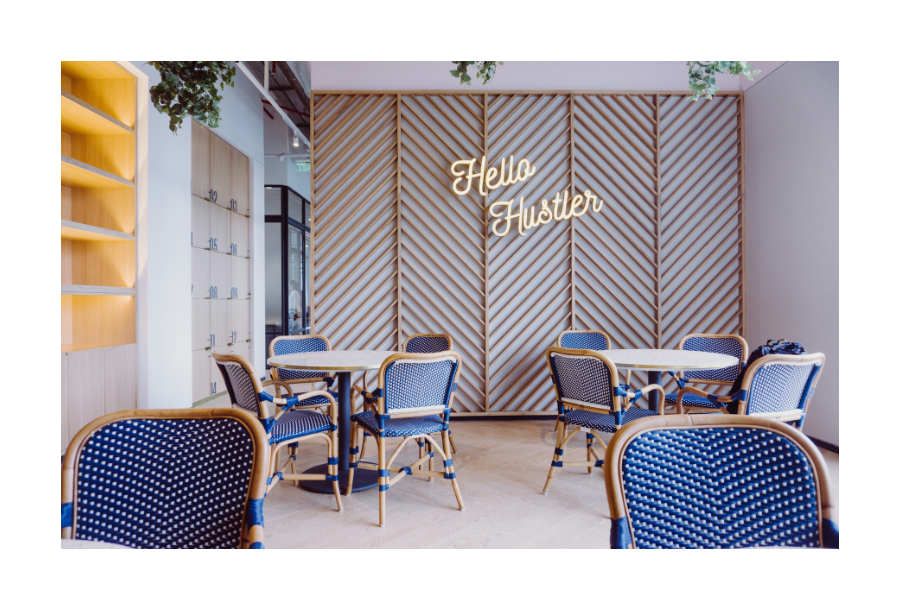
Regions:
[[604, 414, 839, 549], [347, 351, 465, 527], [676, 352, 825, 429], [543, 346, 664, 494], [558, 329, 611, 351], [664, 333, 748, 414], [269, 334, 337, 415], [213, 352, 343, 511], [61, 407, 269, 549], [357, 333, 459, 460]]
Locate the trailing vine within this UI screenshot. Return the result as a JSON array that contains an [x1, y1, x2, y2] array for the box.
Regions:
[[450, 61, 503, 86], [686, 61, 761, 100], [148, 61, 236, 133]]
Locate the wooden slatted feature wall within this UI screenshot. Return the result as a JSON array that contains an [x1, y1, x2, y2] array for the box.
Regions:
[[311, 91, 745, 414]]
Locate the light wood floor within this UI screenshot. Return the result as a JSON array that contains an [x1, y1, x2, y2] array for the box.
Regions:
[[252, 417, 840, 549]]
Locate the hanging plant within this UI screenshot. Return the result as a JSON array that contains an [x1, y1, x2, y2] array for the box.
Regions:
[[686, 61, 761, 101], [148, 61, 236, 133], [450, 61, 504, 86]]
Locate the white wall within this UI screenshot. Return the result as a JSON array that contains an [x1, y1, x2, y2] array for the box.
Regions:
[[744, 62, 839, 445], [135, 62, 266, 408], [312, 61, 784, 92]]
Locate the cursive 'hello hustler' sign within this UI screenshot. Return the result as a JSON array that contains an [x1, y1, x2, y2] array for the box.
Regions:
[[450, 155, 604, 238]]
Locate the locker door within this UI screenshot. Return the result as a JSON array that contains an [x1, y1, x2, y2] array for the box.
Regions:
[[230, 213, 249, 258], [210, 345, 230, 396], [191, 122, 210, 199], [231, 298, 250, 343], [209, 252, 230, 301], [191, 195, 211, 249], [231, 150, 249, 216], [191, 248, 210, 299], [209, 133, 232, 209], [231, 340, 250, 362], [231, 256, 249, 300], [192, 299, 210, 350], [192, 349, 211, 402], [209, 202, 230, 254], [209, 298, 230, 350]]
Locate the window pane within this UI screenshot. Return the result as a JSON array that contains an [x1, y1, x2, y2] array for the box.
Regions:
[[288, 191, 304, 224], [265, 187, 282, 216]]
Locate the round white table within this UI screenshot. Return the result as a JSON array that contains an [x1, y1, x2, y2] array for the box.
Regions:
[[602, 349, 739, 412], [267, 350, 397, 493]]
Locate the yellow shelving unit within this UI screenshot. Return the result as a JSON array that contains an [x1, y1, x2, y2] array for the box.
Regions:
[[61, 61, 139, 452]]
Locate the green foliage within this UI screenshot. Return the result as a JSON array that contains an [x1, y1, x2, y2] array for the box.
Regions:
[[686, 61, 761, 101], [450, 61, 504, 86], [148, 61, 236, 133]]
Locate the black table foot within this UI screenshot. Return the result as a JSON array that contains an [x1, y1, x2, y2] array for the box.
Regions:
[[297, 463, 380, 494]]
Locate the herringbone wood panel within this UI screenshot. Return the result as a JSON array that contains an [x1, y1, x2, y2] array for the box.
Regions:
[[310, 91, 745, 412]]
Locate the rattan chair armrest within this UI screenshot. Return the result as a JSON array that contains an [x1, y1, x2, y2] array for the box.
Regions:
[[292, 390, 338, 420], [633, 384, 666, 414], [261, 378, 294, 399]]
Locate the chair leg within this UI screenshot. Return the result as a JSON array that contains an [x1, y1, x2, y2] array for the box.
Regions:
[[359, 431, 368, 461], [587, 432, 594, 474], [543, 418, 568, 494], [442, 429, 464, 511], [448, 429, 458, 454], [329, 429, 343, 512], [346, 423, 359, 497], [428, 440, 434, 483], [378, 435, 387, 527], [289, 443, 299, 486]]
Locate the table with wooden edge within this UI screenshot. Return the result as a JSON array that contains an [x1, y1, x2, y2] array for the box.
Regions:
[[602, 349, 740, 412], [266, 350, 397, 494]]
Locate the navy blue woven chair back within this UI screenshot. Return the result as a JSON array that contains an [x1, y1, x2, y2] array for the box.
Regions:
[[559, 331, 609, 351], [619, 426, 825, 548], [271, 336, 329, 381], [404, 335, 451, 354], [746, 361, 817, 417], [549, 352, 614, 408], [72, 418, 258, 549], [682, 335, 745, 382], [217, 359, 262, 417], [384, 357, 457, 412]]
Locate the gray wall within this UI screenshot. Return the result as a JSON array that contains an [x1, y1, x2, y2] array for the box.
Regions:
[[744, 62, 839, 445]]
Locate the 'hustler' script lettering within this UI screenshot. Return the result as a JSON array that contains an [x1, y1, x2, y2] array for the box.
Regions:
[[450, 156, 605, 237]]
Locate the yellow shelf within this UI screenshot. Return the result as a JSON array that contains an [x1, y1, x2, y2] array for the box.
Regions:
[[61, 155, 134, 189], [61, 91, 133, 136], [62, 219, 134, 242], [61, 61, 133, 80], [62, 284, 135, 296], [62, 341, 135, 354]]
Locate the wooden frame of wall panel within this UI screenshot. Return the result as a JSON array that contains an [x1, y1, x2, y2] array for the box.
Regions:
[[310, 90, 745, 414]]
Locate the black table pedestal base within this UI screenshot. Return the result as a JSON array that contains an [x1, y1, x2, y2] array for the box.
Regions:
[[297, 463, 379, 494]]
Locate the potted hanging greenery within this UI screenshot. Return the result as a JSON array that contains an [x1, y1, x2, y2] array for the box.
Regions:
[[449, 61, 762, 100], [147, 61, 236, 133]]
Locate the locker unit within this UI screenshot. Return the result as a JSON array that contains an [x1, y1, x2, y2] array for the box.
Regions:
[[190, 119, 253, 403]]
